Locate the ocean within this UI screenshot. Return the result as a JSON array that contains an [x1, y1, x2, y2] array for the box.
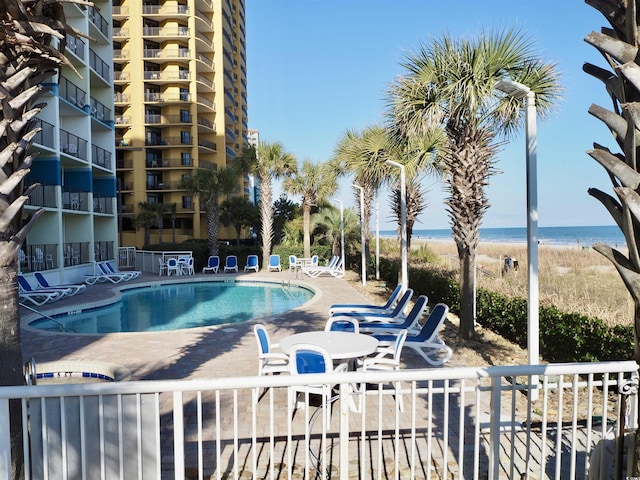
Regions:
[[380, 225, 627, 247]]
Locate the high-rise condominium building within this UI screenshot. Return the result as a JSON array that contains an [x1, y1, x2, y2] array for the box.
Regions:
[[22, 1, 118, 285], [113, 0, 248, 248]]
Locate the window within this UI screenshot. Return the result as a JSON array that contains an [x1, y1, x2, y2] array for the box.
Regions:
[[180, 110, 190, 123], [180, 131, 191, 144], [182, 196, 192, 209], [179, 88, 189, 101], [181, 152, 191, 166]]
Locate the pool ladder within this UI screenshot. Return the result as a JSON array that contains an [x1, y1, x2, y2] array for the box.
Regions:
[[19, 302, 74, 332], [24, 357, 37, 385]]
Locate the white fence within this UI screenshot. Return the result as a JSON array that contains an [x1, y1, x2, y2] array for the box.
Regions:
[[0, 361, 637, 479]]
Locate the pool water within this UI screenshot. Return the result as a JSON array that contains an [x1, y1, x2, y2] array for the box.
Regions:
[[30, 281, 313, 334]]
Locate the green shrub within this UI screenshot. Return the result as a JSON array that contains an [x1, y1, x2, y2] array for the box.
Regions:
[[374, 257, 633, 363]]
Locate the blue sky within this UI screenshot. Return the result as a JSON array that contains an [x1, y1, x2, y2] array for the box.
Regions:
[[246, 1, 614, 230]]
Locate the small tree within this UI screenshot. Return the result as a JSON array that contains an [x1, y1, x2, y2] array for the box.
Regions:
[[135, 202, 160, 247], [220, 196, 259, 246]]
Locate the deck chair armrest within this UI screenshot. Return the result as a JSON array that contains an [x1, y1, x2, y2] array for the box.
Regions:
[[361, 358, 398, 370], [261, 352, 289, 362]]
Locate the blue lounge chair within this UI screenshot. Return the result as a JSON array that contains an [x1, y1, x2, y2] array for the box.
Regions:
[[34, 272, 85, 296], [267, 254, 281, 272], [202, 255, 220, 274], [103, 261, 141, 280], [357, 295, 429, 333], [330, 285, 403, 315], [329, 289, 414, 322], [224, 255, 238, 273], [244, 254, 259, 272], [18, 275, 66, 305], [372, 303, 452, 366]]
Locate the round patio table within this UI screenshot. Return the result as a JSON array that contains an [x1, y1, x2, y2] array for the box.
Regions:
[[279, 331, 379, 361]]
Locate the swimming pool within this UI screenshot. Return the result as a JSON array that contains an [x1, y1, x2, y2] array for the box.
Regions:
[[29, 281, 314, 334]]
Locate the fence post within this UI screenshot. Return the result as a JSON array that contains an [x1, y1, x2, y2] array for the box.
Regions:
[[489, 376, 501, 480], [0, 399, 11, 479]]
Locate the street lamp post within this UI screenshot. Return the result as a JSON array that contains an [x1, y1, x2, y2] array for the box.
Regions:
[[353, 184, 366, 286], [496, 78, 539, 397], [386, 160, 408, 294], [334, 199, 345, 276]]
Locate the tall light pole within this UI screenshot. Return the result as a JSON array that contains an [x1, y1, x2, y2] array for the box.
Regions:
[[333, 199, 345, 276], [496, 78, 539, 397], [353, 183, 366, 286], [386, 160, 408, 294]]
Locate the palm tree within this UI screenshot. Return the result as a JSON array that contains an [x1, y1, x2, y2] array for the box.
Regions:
[[311, 206, 360, 259], [389, 28, 561, 339], [1, 1, 74, 475], [584, 2, 640, 471], [283, 160, 339, 258], [135, 202, 160, 247], [253, 142, 297, 269], [220, 196, 259, 246], [333, 126, 392, 278], [181, 167, 238, 256]]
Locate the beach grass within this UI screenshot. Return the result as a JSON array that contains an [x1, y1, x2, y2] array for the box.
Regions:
[[392, 238, 633, 327]]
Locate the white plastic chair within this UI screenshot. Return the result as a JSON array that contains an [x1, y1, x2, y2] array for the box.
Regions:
[[181, 257, 195, 275], [166, 258, 180, 276], [254, 324, 289, 377], [359, 329, 408, 412], [324, 317, 359, 334], [288, 343, 348, 429]]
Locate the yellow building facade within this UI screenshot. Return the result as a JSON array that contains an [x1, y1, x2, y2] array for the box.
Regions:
[[112, 0, 248, 248]]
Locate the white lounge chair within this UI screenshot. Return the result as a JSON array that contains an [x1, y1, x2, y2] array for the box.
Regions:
[[371, 303, 452, 366], [202, 256, 219, 274], [18, 276, 64, 305], [303, 256, 344, 278], [357, 295, 429, 334], [329, 289, 414, 322], [267, 254, 281, 272], [104, 261, 141, 280], [34, 272, 85, 296], [244, 254, 259, 272], [330, 284, 403, 315], [224, 255, 238, 273]]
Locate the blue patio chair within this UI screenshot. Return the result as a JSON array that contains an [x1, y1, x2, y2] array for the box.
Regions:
[[324, 317, 359, 334], [268, 254, 281, 272], [166, 258, 180, 276], [244, 254, 259, 272], [254, 324, 289, 377], [224, 255, 238, 273], [288, 255, 298, 273], [288, 343, 348, 429], [202, 255, 220, 274]]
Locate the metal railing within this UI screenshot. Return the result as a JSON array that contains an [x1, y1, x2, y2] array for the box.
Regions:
[[0, 361, 636, 479]]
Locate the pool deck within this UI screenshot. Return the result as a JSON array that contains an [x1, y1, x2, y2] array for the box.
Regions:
[[21, 269, 451, 381]]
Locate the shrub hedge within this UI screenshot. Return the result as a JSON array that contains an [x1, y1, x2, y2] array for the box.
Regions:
[[376, 257, 634, 362]]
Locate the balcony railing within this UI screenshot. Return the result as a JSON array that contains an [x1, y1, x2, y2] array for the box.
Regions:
[[88, 6, 109, 37], [89, 49, 111, 82], [142, 5, 189, 15], [19, 243, 58, 272], [93, 194, 114, 214], [59, 76, 87, 110], [62, 242, 89, 267], [65, 34, 85, 60], [62, 189, 89, 211], [24, 184, 56, 208], [94, 240, 114, 262], [91, 144, 112, 169], [89, 97, 111, 123], [0, 361, 637, 479], [33, 118, 55, 149], [60, 129, 88, 160]]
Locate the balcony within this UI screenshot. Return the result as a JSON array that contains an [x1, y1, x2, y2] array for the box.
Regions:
[[59, 76, 87, 110], [89, 97, 111, 124], [87, 6, 109, 38], [60, 129, 88, 161], [33, 118, 55, 149], [142, 26, 190, 39], [91, 144, 112, 169]]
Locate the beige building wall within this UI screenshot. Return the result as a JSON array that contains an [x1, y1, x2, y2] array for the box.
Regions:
[[113, 0, 247, 248]]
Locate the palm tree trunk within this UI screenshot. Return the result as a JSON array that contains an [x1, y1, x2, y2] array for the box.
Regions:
[[0, 266, 24, 478], [303, 203, 312, 258], [206, 202, 220, 256], [458, 249, 476, 340], [260, 176, 274, 269]]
